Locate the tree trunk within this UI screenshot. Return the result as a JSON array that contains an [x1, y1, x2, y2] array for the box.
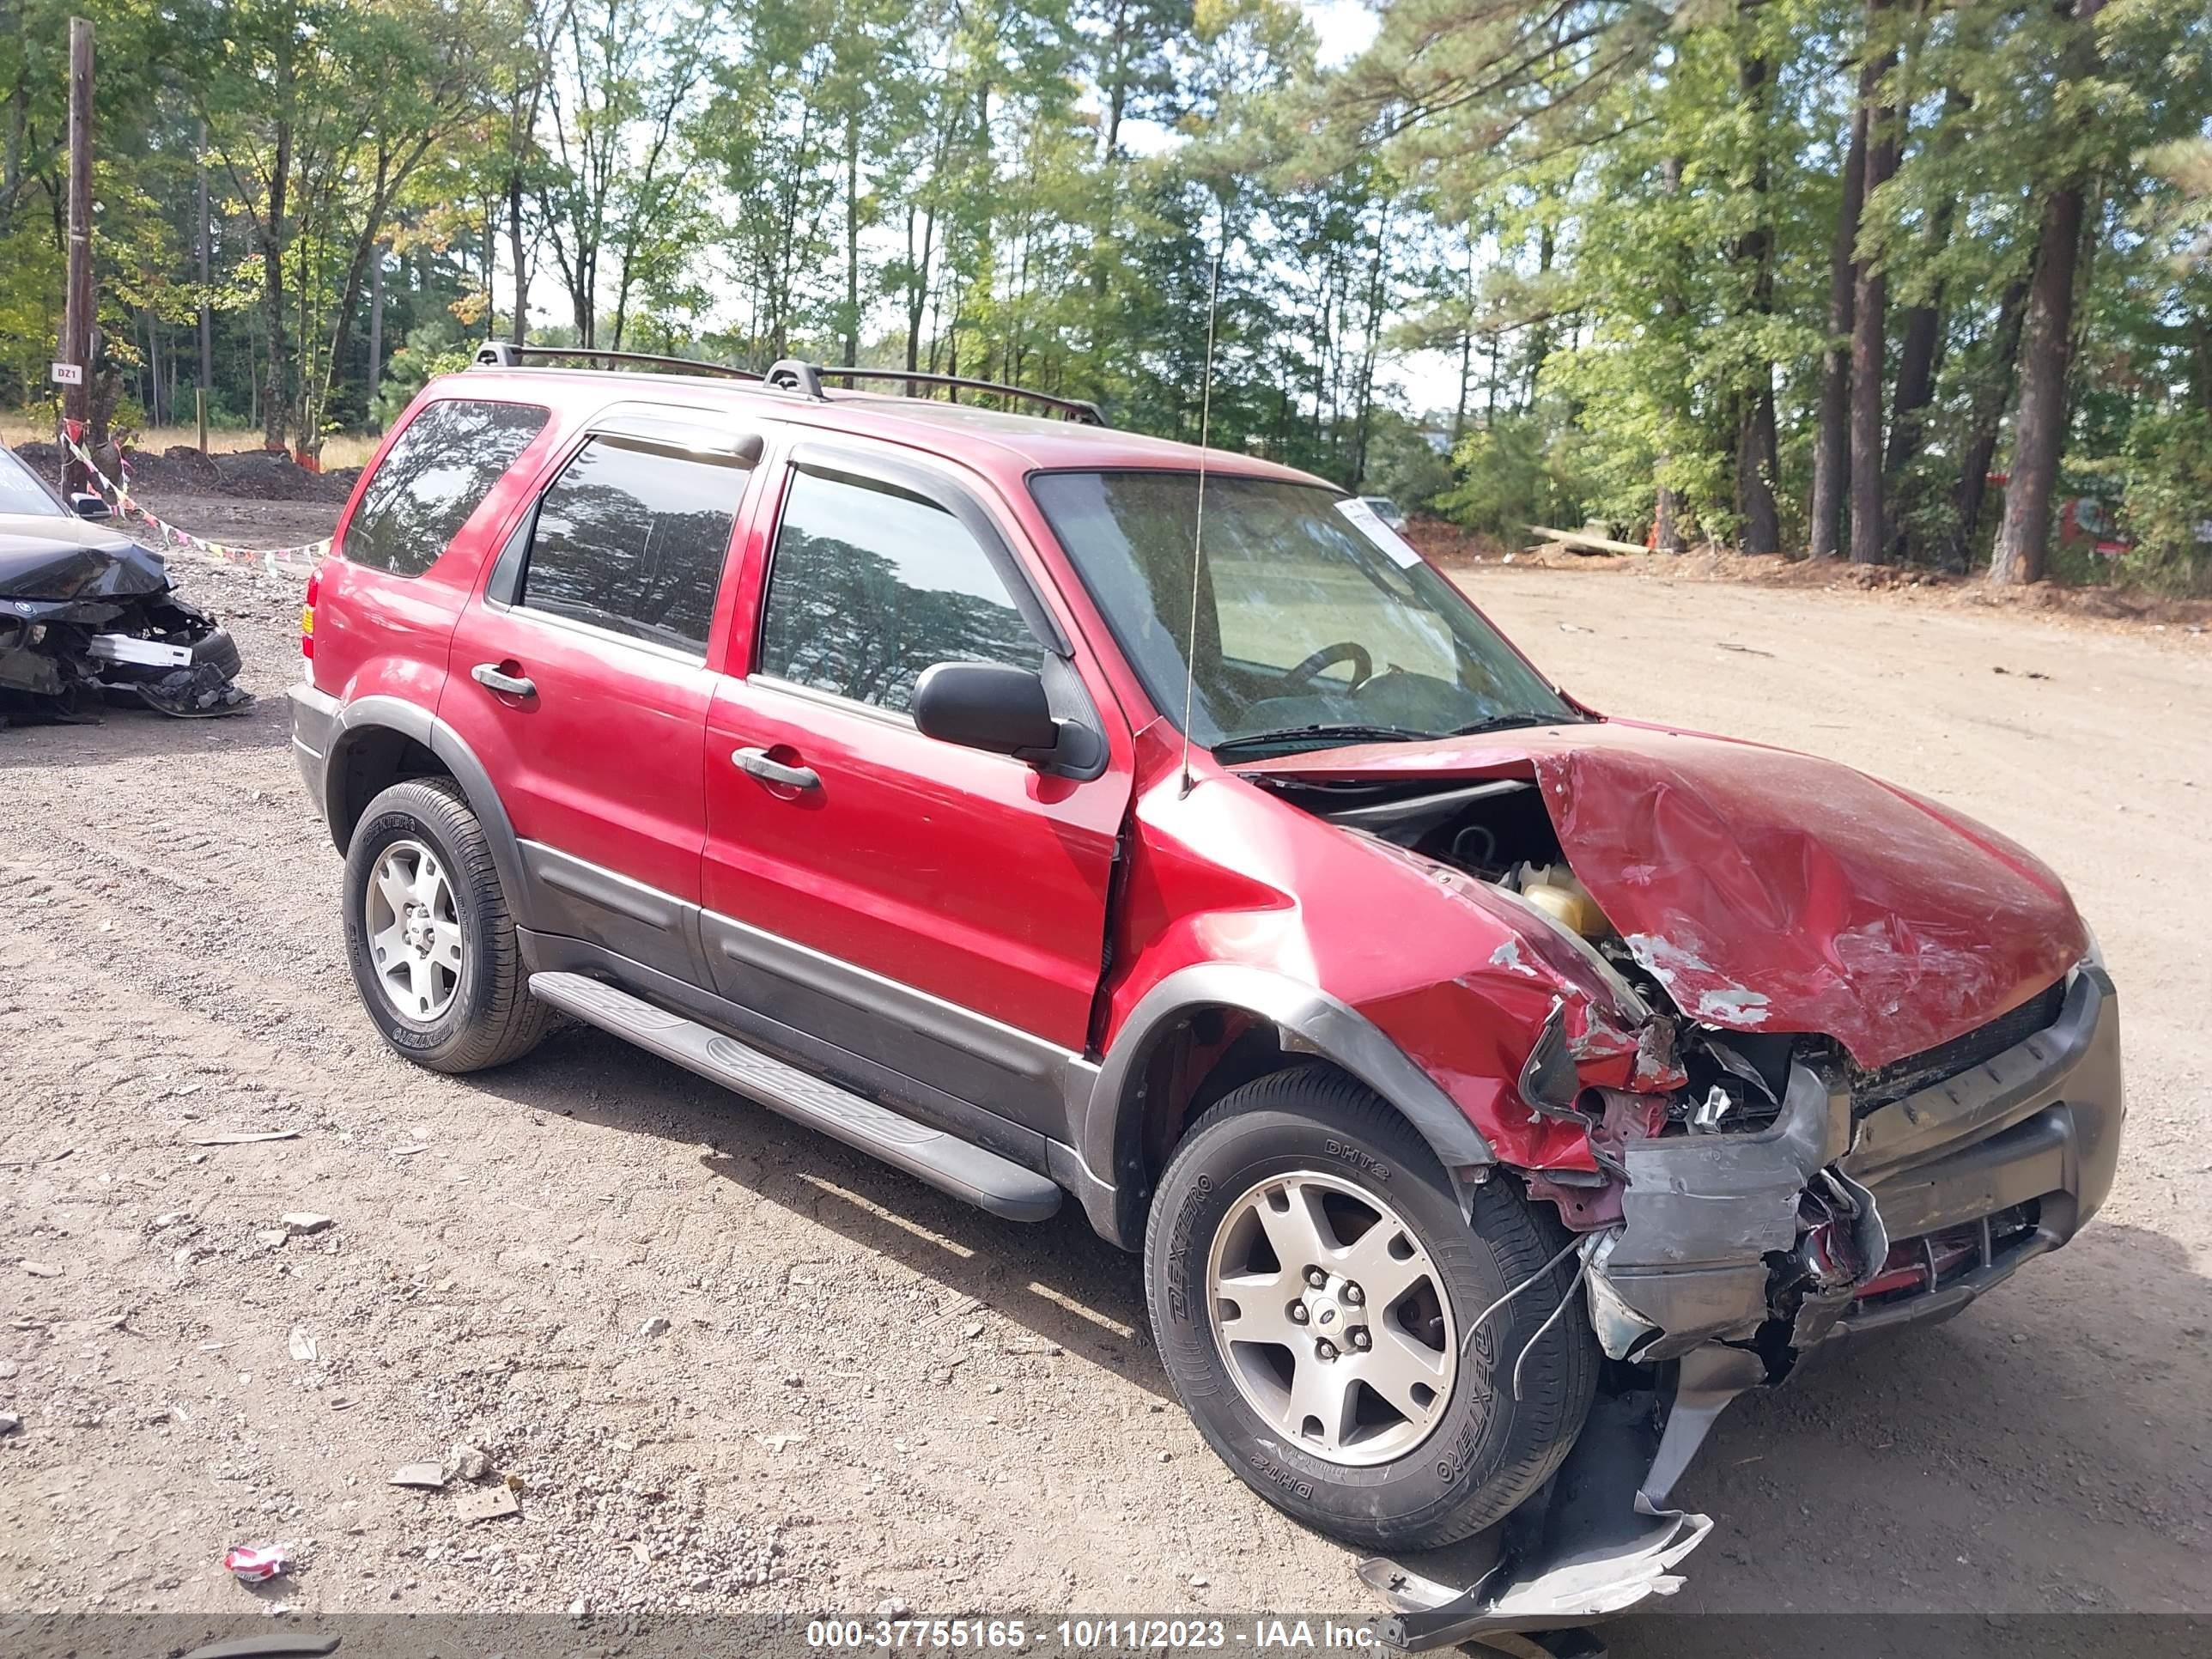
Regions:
[[507, 169, 528, 345], [1989, 0, 2107, 584], [1989, 188, 2088, 583], [1808, 78, 1870, 558], [259, 108, 292, 451], [1847, 0, 1898, 566], [842, 108, 860, 368], [1948, 277, 2029, 571], [368, 248, 383, 424], [1655, 484, 1683, 555], [1734, 47, 1780, 555]]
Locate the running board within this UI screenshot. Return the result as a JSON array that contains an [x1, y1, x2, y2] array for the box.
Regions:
[[527, 971, 1062, 1222]]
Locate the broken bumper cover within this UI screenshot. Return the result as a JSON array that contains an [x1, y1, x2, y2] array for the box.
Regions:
[[1590, 958, 2119, 1370], [289, 681, 338, 817], [1596, 957, 2119, 1516]]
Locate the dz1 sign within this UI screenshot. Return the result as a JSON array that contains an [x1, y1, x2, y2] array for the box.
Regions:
[[49, 362, 84, 386]]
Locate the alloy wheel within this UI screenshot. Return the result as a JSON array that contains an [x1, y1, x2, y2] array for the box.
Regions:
[[364, 837, 463, 1022], [1205, 1169, 1459, 1467]]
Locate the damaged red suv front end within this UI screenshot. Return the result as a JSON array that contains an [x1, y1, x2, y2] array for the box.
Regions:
[[1174, 715, 2121, 1638]]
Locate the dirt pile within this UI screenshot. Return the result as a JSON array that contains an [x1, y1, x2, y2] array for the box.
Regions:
[[7, 439, 359, 503]]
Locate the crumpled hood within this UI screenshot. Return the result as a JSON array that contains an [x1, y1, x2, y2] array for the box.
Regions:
[[1238, 720, 2087, 1070], [0, 515, 169, 602]]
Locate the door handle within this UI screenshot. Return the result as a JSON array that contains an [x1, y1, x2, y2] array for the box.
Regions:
[[471, 662, 537, 698], [732, 746, 820, 791]]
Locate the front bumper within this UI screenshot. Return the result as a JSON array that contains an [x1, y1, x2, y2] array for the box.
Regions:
[[1589, 960, 2121, 1368], [1357, 966, 2124, 1646]]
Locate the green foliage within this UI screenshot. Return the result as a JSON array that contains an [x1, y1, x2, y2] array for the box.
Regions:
[[2113, 409, 2212, 596], [1437, 415, 1589, 538], [373, 319, 473, 425]]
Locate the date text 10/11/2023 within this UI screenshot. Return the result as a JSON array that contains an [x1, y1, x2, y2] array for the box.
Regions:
[[805, 1618, 1382, 1651]]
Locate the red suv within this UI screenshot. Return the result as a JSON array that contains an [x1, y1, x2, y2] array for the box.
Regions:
[[291, 347, 2121, 1637]]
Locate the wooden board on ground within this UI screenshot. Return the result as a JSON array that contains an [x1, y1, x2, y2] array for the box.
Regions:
[[1526, 525, 1649, 557]]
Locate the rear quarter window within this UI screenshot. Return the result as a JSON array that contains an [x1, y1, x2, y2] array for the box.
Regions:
[[343, 399, 549, 577]]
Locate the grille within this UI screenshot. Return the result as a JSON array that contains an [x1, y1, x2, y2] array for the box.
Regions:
[[1850, 976, 2068, 1114]]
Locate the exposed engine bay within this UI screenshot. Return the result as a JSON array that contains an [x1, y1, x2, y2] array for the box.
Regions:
[[1261, 769, 1796, 1139], [0, 530, 252, 722]]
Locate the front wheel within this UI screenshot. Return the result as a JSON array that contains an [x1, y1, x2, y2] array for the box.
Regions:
[[1143, 1066, 1595, 1552]]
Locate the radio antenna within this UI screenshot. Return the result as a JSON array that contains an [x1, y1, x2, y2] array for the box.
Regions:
[[1176, 224, 1225, 799]]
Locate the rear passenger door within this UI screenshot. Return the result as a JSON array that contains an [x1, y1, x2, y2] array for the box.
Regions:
[[442, 417, 762, 981]]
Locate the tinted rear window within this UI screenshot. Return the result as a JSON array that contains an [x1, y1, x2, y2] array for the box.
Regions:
[[344, 399, 548, 577], [517, 437, 744, 653]]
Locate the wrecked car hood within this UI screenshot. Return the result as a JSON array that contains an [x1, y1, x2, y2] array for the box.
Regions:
[[1237, 720, 2087, 1070], [0, 515, 169, 602]]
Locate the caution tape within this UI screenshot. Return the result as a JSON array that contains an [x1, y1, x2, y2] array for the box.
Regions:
[[63, 435, 331, 577]]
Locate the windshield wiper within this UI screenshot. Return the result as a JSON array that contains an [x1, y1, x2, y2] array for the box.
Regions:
[[1443, 712, 1579, 738], [1212, 722, 1438, 757]]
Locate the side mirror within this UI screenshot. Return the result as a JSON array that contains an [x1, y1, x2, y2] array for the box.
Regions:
[[70, 491, 112, 521], [913, 661, 1059, 763]]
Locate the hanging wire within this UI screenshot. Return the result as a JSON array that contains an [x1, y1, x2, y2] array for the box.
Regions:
[[1458, 1232, 1582, 1358], [1511, 1250, 1592, 1401]]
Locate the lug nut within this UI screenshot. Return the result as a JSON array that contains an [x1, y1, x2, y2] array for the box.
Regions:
[[1351, 1328, 1371, 1351], [1343, 1282, 1364, 1305], [1288, 1303, 1309, 1324], [1305, 1267, 1328, 1289], [1316, 1340, 1338, 1361]]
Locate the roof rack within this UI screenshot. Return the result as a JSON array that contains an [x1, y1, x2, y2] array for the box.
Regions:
[[471, 342, 763, 380], [472, 340, 1106, 426], [805, 367, 1107, 427]]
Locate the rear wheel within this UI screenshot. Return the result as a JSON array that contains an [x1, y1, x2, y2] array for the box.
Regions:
[[1144, 1065, 1595, 1551], [342, 777, 553, 1073]]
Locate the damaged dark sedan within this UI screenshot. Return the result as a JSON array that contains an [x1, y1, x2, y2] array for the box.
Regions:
[[0, 441, 250, 722]]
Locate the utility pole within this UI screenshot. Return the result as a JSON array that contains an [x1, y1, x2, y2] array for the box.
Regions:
[[198, 118, 212, 453], [59, 16, 94, 495]]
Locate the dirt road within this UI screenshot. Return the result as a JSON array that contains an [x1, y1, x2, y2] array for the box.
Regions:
[[2, 500, 2206, 1637]]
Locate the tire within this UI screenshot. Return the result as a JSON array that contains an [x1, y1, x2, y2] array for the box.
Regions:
[[186, 625, 241, 680], [1144, 1065, 1596, 1552], [342, 776, 554, 1073]]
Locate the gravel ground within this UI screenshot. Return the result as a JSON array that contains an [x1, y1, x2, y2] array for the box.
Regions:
[[1, 498, 2206, 1640]]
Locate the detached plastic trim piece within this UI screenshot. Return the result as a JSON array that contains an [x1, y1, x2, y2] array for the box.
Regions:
[[528, 971, 1062, 1222]]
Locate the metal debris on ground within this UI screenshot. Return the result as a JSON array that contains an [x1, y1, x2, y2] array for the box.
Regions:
[[188, 1129, 303, 1146], [286, 1326, 318, 1363], [221, 1541, 291, 1583], [21, 1261, 62, 1278], [388, 1462, 447, 1489], [279, 1213, 334, 1236]]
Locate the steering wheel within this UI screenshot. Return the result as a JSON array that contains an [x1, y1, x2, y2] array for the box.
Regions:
[[1281, 640, 1373, 691]]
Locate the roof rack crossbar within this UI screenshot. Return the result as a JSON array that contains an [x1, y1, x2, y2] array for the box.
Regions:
[[811, 366, 1107, 427], [470, 342, 1107, 427], [472, 342, 763, 381]]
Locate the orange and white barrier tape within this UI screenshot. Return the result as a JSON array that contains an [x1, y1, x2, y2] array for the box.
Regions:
[[64, 437, 331, 576]]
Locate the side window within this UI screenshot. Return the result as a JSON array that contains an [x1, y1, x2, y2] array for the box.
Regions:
[[344, 399, 548, 577], [757, 468, 1044, 714], [516, 437, 744, 653]]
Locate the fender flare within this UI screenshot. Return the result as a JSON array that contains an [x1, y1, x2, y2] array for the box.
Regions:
[[1076, 963, 1496, 1248], [325, 694, 537, 933]]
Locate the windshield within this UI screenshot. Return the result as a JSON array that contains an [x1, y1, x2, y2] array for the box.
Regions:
[[1030, 471, 1576, 752], [0, 446, 66, 518]]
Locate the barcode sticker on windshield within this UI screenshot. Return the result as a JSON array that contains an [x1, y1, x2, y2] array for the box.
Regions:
[[1335, 498, 1425, 568]]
